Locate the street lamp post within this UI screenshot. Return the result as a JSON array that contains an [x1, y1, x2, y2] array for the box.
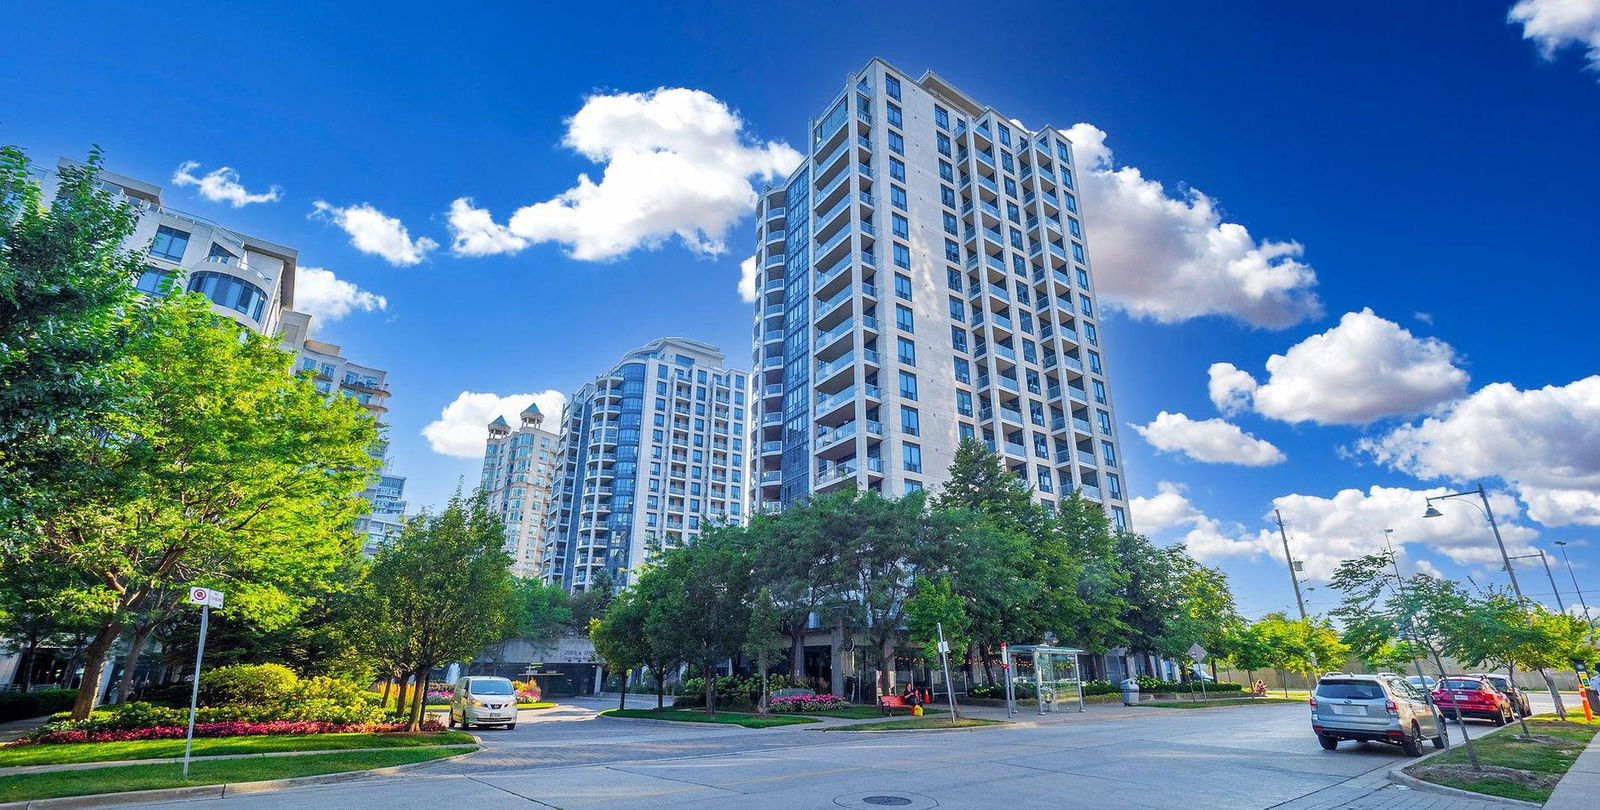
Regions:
[[1423, 483, 1524, 601], [1553, 541, 1591, 623]]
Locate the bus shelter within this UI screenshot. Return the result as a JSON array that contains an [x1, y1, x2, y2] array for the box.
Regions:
[[1000, 644, 1086, 716]]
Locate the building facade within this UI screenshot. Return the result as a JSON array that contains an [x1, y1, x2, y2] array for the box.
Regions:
[[480, 404, 561, 578], [751, 59, 1131, 527], [544, 338, 750, 590]]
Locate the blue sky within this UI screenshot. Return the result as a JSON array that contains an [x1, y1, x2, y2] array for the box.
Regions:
[[5, 1, 1599, 619]]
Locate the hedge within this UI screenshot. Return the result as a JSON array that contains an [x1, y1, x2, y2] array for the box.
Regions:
[[0, 689, 77, 723]]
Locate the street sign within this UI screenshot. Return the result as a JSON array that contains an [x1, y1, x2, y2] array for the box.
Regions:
[[1187, 643, 1208, 663], [937, 640, 950, 654], [187, 587, 224, 608]]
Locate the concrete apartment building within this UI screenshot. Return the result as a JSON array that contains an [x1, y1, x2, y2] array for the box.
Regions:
[[750, 59, 1131, 528], [480, 404, 562, 578], [543, 338, 750, 591]]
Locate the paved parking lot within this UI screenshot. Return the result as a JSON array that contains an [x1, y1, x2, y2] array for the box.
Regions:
[[128, 696, 1538, 809]]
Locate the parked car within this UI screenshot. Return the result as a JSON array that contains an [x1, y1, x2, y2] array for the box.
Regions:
[[1404, 675, 1437, 693], [1467, 673, 1532, 717], [1311, 672, 1444, 757], [1431, 676, 1515, 725], [449, 676, 520, 730]]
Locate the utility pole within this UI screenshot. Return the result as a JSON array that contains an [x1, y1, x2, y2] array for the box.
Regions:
[[1537, 551, 1566, 614], [1555, 541, 1591, 623], [1275, 509, 1308, 621]]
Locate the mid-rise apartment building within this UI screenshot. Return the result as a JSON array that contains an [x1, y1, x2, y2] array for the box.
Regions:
[[480, 404, 561, 578], [750, 59, 1131, 527], [543, 338, 749, 590]]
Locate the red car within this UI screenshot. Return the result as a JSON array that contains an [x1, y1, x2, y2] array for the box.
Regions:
[[1431, 676, 1515, 725]]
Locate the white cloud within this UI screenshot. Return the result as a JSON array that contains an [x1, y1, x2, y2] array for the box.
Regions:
[[311, 200, 438, 266], [293, 266, 387, 323], [1062, 123, 1322, 329], [1266, 484, 1539, 581], [1358, 376, 1600, 527], [171, 162, 282, 207], [1130, 482, 1263, 560], [1216, 308, 1469, 425], [1131, 411, 1286, 466], [737, 256, 759, 303], [447, 88, 802, 262], [422, 390, 567, 458], [1509, 0, 1600, 74], [447, 198, 529, 256]]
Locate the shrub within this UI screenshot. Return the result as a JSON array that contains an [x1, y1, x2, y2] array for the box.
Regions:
[[18, 719, 445, 746], [512, 680, 541, 703], [673, 674, 805, 707], [768, 694, 850, 713], [0, 689, 77, 723], [199, 664, 298, 707]]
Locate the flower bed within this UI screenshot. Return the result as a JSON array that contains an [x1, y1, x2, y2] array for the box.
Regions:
[[769, 694, 850, 713], [15, 719, 445, 746]]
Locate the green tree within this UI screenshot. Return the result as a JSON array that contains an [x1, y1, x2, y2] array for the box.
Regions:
[[588, 605, 644, 711], [640, 528, 753, 715], [906, 575, 970, 713], [368, 493, 517, 730], [35, 294, 379, 719], [743, 588, 788, 713], [510, 577, 575, 642]]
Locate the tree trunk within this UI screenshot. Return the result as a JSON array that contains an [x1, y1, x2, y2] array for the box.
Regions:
[[113, 622, 161, 705], [393, 671, 411, 716], [70, 621, 124, 720], [757, 649, 770, 714], [981, 643, 997, 687], [406, 671, 428, 732], [1537, 667, 1567, 720], [790, 630, 805, 680], [877, 635, 896, 696], [618, 669, 628, 711], [1508, 665, 1531, 737], [380, 676, 393, 707], [1430, 650, 1480, 770], [656, 674, 666, 710], [16, 642, 37, 693], [704, 667, 716, 717]]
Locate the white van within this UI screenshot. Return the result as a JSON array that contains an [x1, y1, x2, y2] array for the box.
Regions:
[[449, 676, 519, 730]]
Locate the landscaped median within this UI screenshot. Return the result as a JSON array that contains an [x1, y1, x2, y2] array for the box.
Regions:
[[0, 730, 474, 768], [600, 708, 819, 728], [1400, 715, 1598, 804]]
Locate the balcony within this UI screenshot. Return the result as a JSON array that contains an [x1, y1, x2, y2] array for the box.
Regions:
[[1078, 449, 1098, 466], [1073, 417, 1093, 434], [761, 441, 783, 456]]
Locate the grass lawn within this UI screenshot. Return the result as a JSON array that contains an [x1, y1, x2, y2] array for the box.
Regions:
[[1405, 715, 1598, 803], [600, 708, 818, 728], [0, 732, 475, 768], [831, 716, 1007, 731], [792, 706, 949, 720], [518, 702, 556, 710], [0, 747, 470, 803], [1141, 698, 1304, 709]]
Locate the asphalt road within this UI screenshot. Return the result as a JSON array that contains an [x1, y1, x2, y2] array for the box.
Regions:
[[122, 694, 1556, 809]]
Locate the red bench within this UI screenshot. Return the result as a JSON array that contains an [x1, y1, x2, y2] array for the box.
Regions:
[[878, 695, 912, 715]]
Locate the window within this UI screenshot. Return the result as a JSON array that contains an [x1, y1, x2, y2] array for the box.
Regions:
[[943, 212, 958, 235], [939, 161, 953, 181], [902, 443, 922, 472], [948, 297, 964, 321], [134, 267, 171, 295], [950, 325, 967, 351], [885, 74, 901, 100], [1072, 242, 1087, 263], [890, 185, 908, 210], [944, 239, 960, 262], [1092, 379, 1107, 404], [1077, 268, 1090, 289], [1107, 473, 1123, 499], [947, 268, 962, 291], [956, 390, 973, 416], [935, 105, 949, 129], [997, 124, 1011, 147], [186, 271, 268, 321], [895, 304, 914, 332], [941, 185, 956, 207], [1084, 323, 1098, 346], [1111, 506, 1128, 529], [149, 225, 190, 262], [889, 157, 906, 181], [892, 213, 910, 238], [901, 405, 920, 436], [959, 422, 976, 440], [893, 243, 911, 269], [895, 273, 912, 300], [1001, 152, 1014, 172], [897, 336, 917, 365], [904, 480, 923, 494], [1006, 202, 1020, 223], [1060, 168, 1074, 189], [1089, 350, 1102, 374], [952, 357, 971, 383], [899, 371, 918, 400], [1096, 409, 1112, 434], [1081, 296, 1094, 317], [936, 133, 951, 157], [888, 132, 905, 155], [1068, 217, 1082, 238], [887, 102, 902, 128], [1102, 441, 1117, 467], [1037, 468, 1052, 492]]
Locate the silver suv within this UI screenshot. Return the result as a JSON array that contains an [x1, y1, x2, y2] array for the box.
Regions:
[[1311, 672, 1444, 757]]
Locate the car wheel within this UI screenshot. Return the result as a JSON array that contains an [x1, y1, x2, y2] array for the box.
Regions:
[[1431, 730, 1446, 749], [460, 716, 472, 730], [1401, 724, 1424, 757], [1318, 735, 1339, 751], [505, 723, 516, 730], [447, 712, 457, 729], [1491, 709, 1506, 726]]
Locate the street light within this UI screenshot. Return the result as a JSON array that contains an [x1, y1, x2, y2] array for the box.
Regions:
[[1554, 541, 1592, 623], [1423, 483, 1523, 602], [1506, 551, 1566, 613]]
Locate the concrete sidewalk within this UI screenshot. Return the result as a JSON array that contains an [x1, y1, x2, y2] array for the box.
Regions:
[[1543, 729, 1600, 810]]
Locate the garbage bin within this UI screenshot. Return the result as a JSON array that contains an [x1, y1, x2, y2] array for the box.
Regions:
[[1121, 678, 1140, 706]]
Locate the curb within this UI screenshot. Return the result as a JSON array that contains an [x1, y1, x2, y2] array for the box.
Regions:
[[0, 747, 480, 810], [1385, 744, 1541, 808], [594, 713, 822, 730], [0, 744, 480, 776]]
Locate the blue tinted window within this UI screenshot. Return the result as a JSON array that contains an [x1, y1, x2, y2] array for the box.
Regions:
[[149, 225, 189, 262], [186, 270, 267, 321]]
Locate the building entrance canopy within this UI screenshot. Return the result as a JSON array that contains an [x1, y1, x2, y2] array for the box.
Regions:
[[999, 644, 1086, 716]]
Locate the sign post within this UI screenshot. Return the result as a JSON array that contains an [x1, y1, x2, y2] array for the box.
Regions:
[[935, 622, 959, 719], [183, 587, 223, 777], [1188, 644, 1209, 703]]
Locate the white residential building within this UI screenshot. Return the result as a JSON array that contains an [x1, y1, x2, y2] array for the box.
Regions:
[[544, 338, 750, 591], [750, 59, 1131, 526], [480, 404, 561, 578]]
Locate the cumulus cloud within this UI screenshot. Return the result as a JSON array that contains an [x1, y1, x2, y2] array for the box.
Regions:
[[422, 390, 567, 457], [1266, 484, 1539, 581], [1358, 376, 1600, 527], [293, 266, 387, 323], [311, 201, 438, 266], [446, 88, 802, 262], [171, 162, 281, 207], [1062, 123, 1322, 329], [1131, 411, 1286, 466], [1509, 0, 1600, 74], [447, 198, 529, 256], [1213, 308, 1469, 425], [737, 256, 759, 303], [1130, 482, 1262, 560]]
